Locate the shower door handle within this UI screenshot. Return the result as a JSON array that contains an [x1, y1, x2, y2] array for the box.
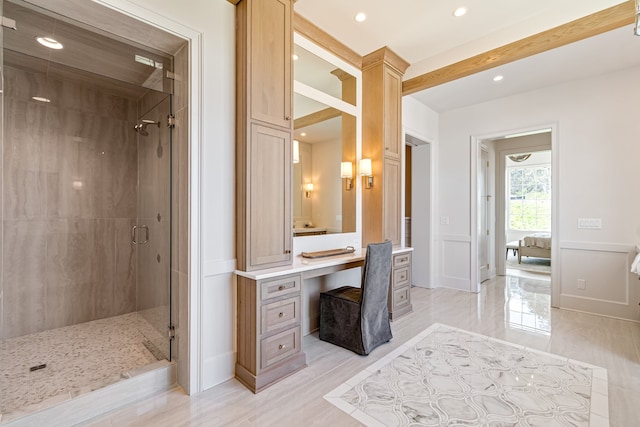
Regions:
[[131, 225, 149, 245]]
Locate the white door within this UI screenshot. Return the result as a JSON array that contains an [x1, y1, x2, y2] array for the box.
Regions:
[[480, 148, 490, 282]]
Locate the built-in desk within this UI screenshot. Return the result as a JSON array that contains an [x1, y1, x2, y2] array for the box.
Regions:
[[234, 246, 413, 393]]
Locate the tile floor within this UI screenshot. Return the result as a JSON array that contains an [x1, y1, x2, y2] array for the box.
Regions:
[[51, 273, 640, 425], [0, 312, 166, 422]]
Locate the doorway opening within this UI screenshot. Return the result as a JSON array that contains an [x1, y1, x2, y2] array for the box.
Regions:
[[472, 126, 556, 293], [405, 132, 432, 288]]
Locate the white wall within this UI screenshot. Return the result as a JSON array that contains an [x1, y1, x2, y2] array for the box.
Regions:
[[437, 65, 640, 321], [402, 97, 438, 288]]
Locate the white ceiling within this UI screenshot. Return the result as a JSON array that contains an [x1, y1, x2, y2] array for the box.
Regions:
[[413, 25, 640, 112], [294, 0, 640, 113]]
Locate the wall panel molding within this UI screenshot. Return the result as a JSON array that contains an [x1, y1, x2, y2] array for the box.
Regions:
[[204, 258, 237, 278], [558, 243, 639, 321]]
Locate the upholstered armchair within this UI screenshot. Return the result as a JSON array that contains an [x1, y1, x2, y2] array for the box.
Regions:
[[319, 241, 393, 355]]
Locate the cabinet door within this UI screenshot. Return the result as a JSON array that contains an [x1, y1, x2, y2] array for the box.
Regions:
[[250, 0, 292, 128], [383, 67, 401, 158], [249, 124, 292, 268], [383, 157, 401, 245]]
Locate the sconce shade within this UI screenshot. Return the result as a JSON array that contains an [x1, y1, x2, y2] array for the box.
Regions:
[[359, 158, 372, 176], [293, 140, 300, 164], [341, 162, 353, 179], [304, 182, 314, 198]]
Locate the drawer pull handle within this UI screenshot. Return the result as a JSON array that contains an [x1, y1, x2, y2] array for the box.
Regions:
[[285, 116, 290, 121], [400, 295, 405, 299], [278, 285, 285, 291], [278, 344, 286, 350], [278, 312, 284, 318]]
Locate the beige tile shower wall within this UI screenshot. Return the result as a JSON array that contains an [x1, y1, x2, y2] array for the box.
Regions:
[[135, 90, 171, 360], [2, 65, 138, 339]]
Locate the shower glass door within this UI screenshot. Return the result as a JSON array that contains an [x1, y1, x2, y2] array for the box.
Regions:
[[134, 93, 173, 361]]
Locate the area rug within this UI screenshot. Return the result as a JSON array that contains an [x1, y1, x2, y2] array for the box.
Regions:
[[324, 323, 609, 426], [507, 253, 551, 274]]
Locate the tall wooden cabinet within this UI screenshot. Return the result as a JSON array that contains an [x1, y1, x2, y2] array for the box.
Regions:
[[362, 47, 409, 247], [236, 0, 294, 271]]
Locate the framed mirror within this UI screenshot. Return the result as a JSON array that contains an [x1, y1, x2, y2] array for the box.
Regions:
[[292, 33, 360, 239]]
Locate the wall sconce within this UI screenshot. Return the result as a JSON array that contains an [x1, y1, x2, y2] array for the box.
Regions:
[[293, 139, 300, 164], [341, 161, 353, 191], [304, 182, 314, 198], [360, 158, 373, 189]]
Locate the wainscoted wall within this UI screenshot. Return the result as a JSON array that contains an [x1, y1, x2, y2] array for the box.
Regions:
[[559, 242, 640, 321], [2, 65, 138, 339], [439, 235, 471, 290], [434, 63, 640, 321]]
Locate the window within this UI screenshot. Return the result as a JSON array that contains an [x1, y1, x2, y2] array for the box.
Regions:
[[508, 165, 551, 231]]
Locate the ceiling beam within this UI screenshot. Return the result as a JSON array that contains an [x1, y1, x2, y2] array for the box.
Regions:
[[402, 1, 636, 96], [294, 107, 341, 129]]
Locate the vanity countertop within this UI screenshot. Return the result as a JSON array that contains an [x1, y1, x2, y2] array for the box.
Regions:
[[294, 227, 327, 232], [236, 246, 413, 281]]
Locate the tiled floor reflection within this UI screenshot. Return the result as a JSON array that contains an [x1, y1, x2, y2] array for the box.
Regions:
[[0, 313, 165, 418], [505, 276, 551, 335], [325, 324, 608, 426]]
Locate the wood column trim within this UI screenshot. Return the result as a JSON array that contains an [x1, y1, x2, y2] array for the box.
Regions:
[[402, 1, 636, 95], [362, 46, 410, 74]]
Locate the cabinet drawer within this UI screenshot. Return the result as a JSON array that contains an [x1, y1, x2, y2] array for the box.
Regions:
[[393, 286, 410, 309], [261, 326, 301, 369], [261, 296, 300, 335], [393, 267, 410, 288], [393, 253, 411, 268], [260, 275, 301, 301]]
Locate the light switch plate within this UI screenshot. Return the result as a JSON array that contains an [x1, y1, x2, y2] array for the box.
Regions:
[[578, 218, 601, 229]]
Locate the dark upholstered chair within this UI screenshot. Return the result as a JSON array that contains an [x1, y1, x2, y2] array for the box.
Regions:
[[319, 241, 393, 355]]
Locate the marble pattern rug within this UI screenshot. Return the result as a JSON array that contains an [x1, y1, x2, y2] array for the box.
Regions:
[[324, 324, 609, 426]]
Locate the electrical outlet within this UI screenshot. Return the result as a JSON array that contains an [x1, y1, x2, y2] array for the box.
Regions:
[[578, 218, 601, 229], [577, 279, 586, 290], [440, 216, 450, 225]]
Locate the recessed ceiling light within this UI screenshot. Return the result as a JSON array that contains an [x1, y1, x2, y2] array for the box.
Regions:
[[493, 75, 504, 82], [300, 132, 307, 137], [36, 36, 63, 50], [355, 12, 367, 22], [32, 96, 51, 103], [293, 54, 299, 61], [453, 7, 467, 17]]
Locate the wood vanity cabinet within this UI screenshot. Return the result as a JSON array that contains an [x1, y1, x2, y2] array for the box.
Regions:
[[389, 251, 412, 320], [236, 0, 294, 271], [236, 274, 306, 393]]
